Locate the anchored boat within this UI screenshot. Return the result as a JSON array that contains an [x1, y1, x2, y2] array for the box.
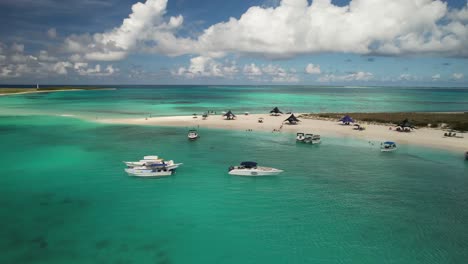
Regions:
[[188, 129, 199, 140], [296, 132, 305, 141], [228, 161, 283, 176], [381, 141, 397, 152], [124, 155, 182, 177]]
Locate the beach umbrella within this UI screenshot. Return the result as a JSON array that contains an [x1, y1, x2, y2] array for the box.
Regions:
[[284, 114, 300, 124], [270, 107, 283, 115], [223, 110, 236, 120], [339, 115, 354, 124]]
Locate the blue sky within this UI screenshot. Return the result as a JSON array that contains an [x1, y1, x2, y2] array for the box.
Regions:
[[0, 0, 467, 86]]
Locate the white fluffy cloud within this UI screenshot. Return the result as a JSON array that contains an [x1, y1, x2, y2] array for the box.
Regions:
[[431, 73, 441, 81], [243, 63, 263, 78], [47, 28, 57, 39], [172, 56, 238, 78], [305, 64, 321, 74], [61, 0, 468, 63], [64, 0, 187, 61], [452, 73, 464, 80], [319, 71, 374, 82], [0, 42, 118, 78]]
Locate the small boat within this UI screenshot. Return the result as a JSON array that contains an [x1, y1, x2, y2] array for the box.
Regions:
[[311, 135, 321, 144], [381, 141, 397, 152], [188, 129, 199, 140], [303, 133, 313, 143], [228, 161, 283, 176], [125, 166, 174, 177], [296, 132, 305, 141], [124, 155, 182, 171]]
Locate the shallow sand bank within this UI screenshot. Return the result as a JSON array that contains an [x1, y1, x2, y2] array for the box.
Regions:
[[0, 88, 116, 96], [96, 113, 468, 153]]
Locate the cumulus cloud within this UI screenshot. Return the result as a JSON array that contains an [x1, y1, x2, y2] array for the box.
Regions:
[[243, 63, 263, 78], [172, 56, 238, 78], [11, 43, 24, 53], [0, 42, 118, 79], [262, 64, 299, 83], [59, 0, 468, 64], [305, 64, 321, 74], [319, 71, 374, 82], [398, 73, 419, 81], [431, 73, 441, 81], [452, 73, 464, 80], [47, 28, 57, 39], [63, 0, 188, 61]]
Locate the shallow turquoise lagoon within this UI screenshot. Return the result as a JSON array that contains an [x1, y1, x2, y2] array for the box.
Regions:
[[0, 115, 467, 263], [1, 86, 467, 118]]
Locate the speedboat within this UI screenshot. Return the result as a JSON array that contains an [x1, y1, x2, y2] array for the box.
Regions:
[[188, 129, 199, 140], [228, 161, 283, 176], [296, 132, 305, 141], [311, 135, 321, 144], [381, 141, 397, 152]]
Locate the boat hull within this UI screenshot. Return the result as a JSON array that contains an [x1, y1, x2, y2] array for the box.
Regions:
[[381, 148, 397, 152], [228, 167, 283, 176], [125, 168, 173, 177]]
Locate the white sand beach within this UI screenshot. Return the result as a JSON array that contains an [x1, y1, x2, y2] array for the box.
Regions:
[[96, 113, 468, 152]]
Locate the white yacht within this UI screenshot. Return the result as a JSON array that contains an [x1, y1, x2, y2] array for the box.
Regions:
[[124, 155, 182, 177], [188, 129, 199, 140], [381, 141, 397, 152], [296, 132, 305, 141], [125, 166, 174, 177], [228, 161, 283, 176]]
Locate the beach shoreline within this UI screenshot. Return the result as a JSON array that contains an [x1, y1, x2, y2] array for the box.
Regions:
[[95, 113, 468, 153]]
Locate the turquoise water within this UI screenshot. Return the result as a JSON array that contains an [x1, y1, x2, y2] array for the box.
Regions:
[[1, 86, 467, 118], [1, 115, 467, 263]]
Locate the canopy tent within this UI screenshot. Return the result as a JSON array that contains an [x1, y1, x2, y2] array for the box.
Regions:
[[340, 115, 354, 124], [396, 119, 415, 131], [270, 107, 283, 115], [284, 114, 300, 124], [223, 110, 236, 120]]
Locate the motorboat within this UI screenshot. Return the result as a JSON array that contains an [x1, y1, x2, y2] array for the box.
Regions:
[[188, 129, 199, 140], [302, 134, 320, 144], [228, 161, 283, 176], [124, 155, 182, 171], [125, 166, 174, 177], [296, 132, 305, 141], [311, 135, 321, 144], [381, 141, 397, 152], [303, 133, 313, 143]]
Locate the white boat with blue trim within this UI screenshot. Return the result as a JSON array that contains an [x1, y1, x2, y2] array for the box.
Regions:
[[381, 141, 397, 152]]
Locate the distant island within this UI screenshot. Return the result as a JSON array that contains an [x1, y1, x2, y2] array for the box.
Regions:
[[0, 86, 115, 96]]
